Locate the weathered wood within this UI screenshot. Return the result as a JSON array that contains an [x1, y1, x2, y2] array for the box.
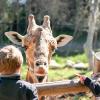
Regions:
[[35, 80, 90, 96], [93, 52, 100, 73]]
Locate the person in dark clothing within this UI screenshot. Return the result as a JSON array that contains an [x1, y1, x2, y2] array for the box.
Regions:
[[0, 45, 38, 100], [76, 73, 100, 99]]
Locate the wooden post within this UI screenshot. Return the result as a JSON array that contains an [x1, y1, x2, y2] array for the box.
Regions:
[[93, 52, 100, 73], [35, 79, 89, 96]]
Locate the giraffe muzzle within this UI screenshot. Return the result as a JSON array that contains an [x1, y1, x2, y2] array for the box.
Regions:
[[34, 59, 48, 76]]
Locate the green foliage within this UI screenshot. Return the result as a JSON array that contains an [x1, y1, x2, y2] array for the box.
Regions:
[[48, 68, 80, 81], [53, 54, 66, 66], [67, 53, 88, 63], [21, 64, 27, 80], [48, 68, 91, 81], [53, 53, 88, 64]]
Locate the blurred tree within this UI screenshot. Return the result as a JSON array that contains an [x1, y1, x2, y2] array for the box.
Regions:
[[84, 0, 99, 70], [0, 0, 100, 57]]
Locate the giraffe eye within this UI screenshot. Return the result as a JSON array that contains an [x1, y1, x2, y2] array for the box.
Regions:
[[51, 46, 55, 52], [23, 45, 28, 50]]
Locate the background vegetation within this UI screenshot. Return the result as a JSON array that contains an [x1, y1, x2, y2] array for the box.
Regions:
[[0, 0, 100, 99], [0, 0, 100, 54], [0, 0, 100, 55]]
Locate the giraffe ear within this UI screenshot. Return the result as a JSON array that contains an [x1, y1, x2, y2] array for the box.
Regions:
[[56, 35, 73, 47], [5, 31, 24, 45]]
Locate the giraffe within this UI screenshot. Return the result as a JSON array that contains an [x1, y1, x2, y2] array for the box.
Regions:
[[5, 14, 73, 98]]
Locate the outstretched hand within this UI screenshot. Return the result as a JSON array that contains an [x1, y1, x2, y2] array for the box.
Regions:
[[75, 73, 86, 84]]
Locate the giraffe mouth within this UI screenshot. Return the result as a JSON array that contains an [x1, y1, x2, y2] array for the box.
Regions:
[[36, 76, 45, 82], [36, 73, 47, 76], [36, 73, 47, 82]]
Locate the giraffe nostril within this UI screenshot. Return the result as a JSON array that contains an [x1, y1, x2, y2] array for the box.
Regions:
[[35, 62, 40, 66], [44, 62, 47, 66]]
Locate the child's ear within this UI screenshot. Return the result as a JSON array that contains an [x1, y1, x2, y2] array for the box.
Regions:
[[16, 67, 21, 74]]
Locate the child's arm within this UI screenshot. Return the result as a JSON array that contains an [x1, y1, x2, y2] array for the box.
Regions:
[[76, 74, 100, 96], [84, 77, 100, 96]]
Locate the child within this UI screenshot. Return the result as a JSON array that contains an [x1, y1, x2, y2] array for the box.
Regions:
[[0, 45, 38, 100], [76, 73, 100, 99]]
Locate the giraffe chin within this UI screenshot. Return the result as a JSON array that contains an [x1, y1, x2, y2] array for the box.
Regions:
[[36, 76, 45, 82], [36, 73, 47, 82]]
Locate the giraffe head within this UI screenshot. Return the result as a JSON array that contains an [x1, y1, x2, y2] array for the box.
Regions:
[[5, 14, 73, 83]]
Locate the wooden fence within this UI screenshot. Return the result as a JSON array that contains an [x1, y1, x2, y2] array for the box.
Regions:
[[35, 79, 90, 96]]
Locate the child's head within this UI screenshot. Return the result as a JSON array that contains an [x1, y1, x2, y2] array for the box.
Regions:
[[0, 45, 23, 75]]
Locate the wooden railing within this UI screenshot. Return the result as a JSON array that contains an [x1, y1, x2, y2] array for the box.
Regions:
[[35, 79, 90, 96]]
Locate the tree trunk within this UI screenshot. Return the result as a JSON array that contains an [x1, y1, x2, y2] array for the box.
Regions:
[[84, 0, 99, 70]]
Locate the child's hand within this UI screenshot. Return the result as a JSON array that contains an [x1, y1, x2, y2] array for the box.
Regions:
[[75, 74, 86, 84]]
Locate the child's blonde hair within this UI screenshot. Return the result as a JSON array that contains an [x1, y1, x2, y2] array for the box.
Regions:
[[0, 45, 23, 74]]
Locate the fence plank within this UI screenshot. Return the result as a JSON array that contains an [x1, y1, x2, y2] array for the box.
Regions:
[[35, 79, 90, 96]]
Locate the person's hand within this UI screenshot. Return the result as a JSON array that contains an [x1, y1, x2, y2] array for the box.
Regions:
[[75, 74, 86, 84]]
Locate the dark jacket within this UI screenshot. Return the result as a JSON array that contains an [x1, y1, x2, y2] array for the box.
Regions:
[[84, 77, 100, 97], [0, 75, 38, 100]]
